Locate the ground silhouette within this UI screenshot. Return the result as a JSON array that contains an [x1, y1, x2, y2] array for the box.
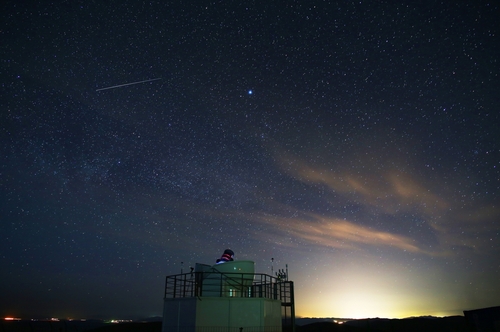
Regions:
[[298, 316, 468, 332], [90, 322, 162, 332], [85, 316, 468, 332], [0, 316, 469, 332]]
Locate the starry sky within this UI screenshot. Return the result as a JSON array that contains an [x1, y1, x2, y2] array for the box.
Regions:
[[1, 0, 499, 320]]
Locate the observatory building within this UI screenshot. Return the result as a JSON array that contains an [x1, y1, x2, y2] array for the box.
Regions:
[[161, 259, 295, 332]]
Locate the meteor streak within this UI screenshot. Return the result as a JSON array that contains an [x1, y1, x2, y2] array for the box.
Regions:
[[96, 78, 162, 91]]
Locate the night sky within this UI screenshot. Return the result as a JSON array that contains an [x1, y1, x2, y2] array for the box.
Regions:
[[1, 1, 499, 320]]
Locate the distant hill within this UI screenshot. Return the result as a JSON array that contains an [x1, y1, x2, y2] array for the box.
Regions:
[[0, 319, 107, 332], [90, 322, 162, 332], [88, 318, 467, 332], [135, 316, 163, 322], [297, 316, 468, 332], [0, 320, 162, 332], [2, 316, 467, 332], [297, 321, 368, 332]]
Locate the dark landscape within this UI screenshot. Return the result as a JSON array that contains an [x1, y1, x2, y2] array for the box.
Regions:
[[297, 316, 468, 332], [0, 316, 470, 332]]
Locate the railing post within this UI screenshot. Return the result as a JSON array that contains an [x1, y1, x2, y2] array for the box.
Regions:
[[173, 276, 177, 298], [164, 276, 167, 298], [183, 273, 187, 297]]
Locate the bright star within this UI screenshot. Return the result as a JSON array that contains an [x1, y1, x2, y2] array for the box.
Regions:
[[248, 90, 253, 95]]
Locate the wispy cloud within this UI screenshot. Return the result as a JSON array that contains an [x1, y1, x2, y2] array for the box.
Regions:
[[280, 155, 448, 217], [256, 212, 428, 253], [271, 151, 499, 256]]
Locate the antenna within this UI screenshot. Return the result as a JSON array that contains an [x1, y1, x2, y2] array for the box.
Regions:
[[274, 264, 289, 281]]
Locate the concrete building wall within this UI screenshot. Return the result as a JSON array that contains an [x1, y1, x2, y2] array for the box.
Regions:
[[162, 297, 197, 332], [162, 297, 282, 332]]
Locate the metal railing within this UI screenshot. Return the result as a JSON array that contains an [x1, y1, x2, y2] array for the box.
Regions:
[[164, 271, 290, 303]]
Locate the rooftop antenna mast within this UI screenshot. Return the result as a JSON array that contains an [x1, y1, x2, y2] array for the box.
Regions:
[[275, 263, 289, 281]]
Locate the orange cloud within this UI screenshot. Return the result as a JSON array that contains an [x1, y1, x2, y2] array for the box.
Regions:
[[271, 151, 500, 256], [257, 213, 426, 253], [284, 158, 448, 215]]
